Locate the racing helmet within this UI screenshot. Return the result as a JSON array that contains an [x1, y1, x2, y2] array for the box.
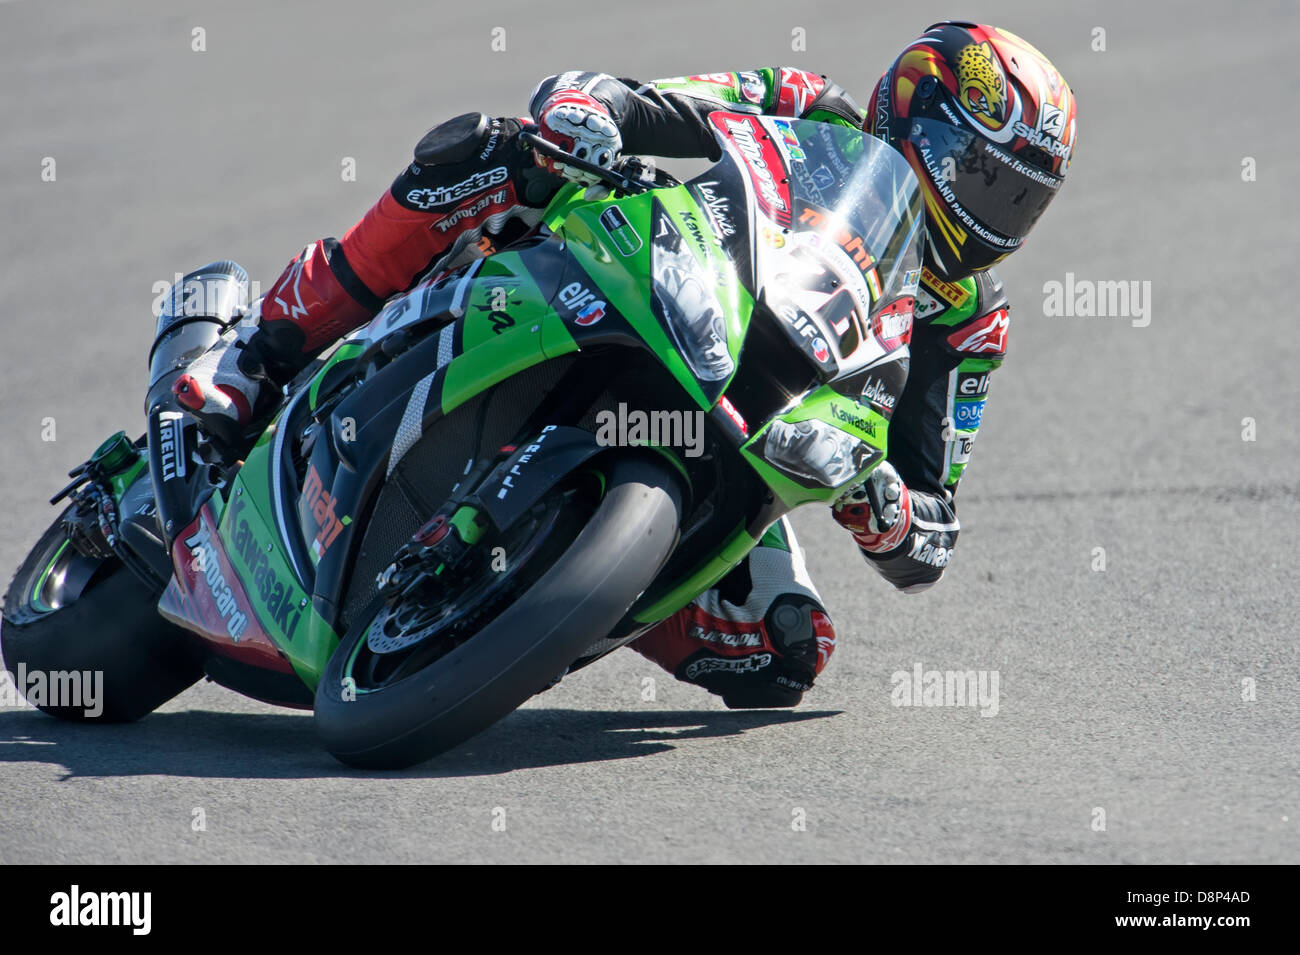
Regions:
[[866, 21, 1077, 280]]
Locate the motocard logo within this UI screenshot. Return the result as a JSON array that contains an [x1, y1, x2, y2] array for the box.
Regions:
[[688, 624, 764, 648], [182, 523, 250, 641], [406, 166, 509, 210], [432, 188, 509, 233], [947, 309, 1009, 355], [558, 281, 606, 326], [714, 114, 790, 226], [158, 411, 186, 481]]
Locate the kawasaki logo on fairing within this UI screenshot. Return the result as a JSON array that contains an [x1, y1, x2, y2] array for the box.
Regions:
[[829, 402, 876, 436], [182, 525, 249, 640], [226, 495, 303, 640], [678, 210, 711, 257]]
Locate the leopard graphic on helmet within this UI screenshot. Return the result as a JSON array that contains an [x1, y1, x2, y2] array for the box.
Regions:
[[955, 41, 1007, 125]]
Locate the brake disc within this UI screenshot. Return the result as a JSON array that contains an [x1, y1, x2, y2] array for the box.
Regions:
[[365, 600, 447, 654]]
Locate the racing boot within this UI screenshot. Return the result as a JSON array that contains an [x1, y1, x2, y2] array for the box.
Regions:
[[171, 239, 379, 446]]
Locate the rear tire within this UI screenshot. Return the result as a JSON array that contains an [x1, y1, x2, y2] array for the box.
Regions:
[[1, 514, 203, 722], [314, 454, 682, 768]]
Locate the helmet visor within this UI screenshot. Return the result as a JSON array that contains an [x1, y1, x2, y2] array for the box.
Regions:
[[908, 118, 1063, 245]]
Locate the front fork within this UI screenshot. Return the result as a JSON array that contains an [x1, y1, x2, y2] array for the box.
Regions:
[[376, 502, 489, 601]]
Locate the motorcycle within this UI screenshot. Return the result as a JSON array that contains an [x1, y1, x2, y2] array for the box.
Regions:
[[0, 111, 923, 768]]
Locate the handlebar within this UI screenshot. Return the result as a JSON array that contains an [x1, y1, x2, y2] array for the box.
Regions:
[[520, 127, 654, 195]]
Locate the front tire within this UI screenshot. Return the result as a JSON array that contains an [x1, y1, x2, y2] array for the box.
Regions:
[[314, 454, 682, 768], [1, 513, 203, 722]]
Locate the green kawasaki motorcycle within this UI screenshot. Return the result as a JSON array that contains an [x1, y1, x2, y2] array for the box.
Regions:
[[1, 112, 923, 767]]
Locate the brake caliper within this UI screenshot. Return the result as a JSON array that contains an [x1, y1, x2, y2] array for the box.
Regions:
[[375, 503, 488, 602]]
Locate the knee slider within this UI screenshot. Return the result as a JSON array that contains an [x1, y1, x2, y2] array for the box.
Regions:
[[765, 595, 822, 665]]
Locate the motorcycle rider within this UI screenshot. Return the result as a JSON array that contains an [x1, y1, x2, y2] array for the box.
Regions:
[[171, 22, 1077, 708]]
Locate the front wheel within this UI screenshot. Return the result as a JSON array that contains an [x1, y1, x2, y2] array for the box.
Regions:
[[314, 454, 683, 768]]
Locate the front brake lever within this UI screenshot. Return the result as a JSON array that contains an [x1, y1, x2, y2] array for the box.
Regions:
[[519, 127, 650, 195]]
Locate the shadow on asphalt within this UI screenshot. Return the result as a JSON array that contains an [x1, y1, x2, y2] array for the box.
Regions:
[[0, 706, 841, 780]]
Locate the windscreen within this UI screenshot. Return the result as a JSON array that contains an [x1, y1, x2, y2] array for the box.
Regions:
[[700, 113, 925, 379]]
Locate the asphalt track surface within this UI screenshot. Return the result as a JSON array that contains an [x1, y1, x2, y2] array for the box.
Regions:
[[0, 0, 1296, 865]]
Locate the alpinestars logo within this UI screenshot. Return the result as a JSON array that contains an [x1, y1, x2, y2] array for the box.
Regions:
[[685, 653, 773, 680], [947, 309, 1009, 355], [406, 166, 509, 210]]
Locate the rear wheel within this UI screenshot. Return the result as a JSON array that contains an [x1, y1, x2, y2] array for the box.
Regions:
[[314, 454, 682, 768], [1, 512, 203, 722]]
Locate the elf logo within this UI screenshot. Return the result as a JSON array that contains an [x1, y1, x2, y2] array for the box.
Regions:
[[575, 302, 605, 326], [957, 371, 990, 397], [559, 281, 607, 326]]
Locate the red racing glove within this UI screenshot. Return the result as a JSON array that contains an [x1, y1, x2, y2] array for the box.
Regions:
[[832, 460, 913, 554], [532, 89, 622, 185]]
